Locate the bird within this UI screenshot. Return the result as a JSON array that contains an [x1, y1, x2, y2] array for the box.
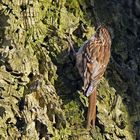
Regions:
[[66, 25, 112, 128]]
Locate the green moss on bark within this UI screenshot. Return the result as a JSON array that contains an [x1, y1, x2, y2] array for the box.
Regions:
[[0, 0, 135, 139]]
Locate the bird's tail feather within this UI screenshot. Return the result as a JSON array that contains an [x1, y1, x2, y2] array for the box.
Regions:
[[86, 89, 97, 128]]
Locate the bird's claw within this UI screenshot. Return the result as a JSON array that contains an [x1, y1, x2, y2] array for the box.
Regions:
[[65, 34, 76, 55]]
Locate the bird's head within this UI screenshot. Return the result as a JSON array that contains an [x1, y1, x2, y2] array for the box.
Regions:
[[96, 25, 106, 36], [95, 25, 112, 45]]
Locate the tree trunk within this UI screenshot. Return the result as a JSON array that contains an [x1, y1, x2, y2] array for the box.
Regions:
[[0, 0, 138, 139]]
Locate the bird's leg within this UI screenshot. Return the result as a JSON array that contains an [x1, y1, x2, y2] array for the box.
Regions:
[[65, 34, 76, 55], [86, 89, 97, 129]]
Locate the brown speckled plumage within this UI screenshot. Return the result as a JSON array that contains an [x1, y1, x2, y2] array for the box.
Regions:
[[67, 25, 111, 128], [76, 26, 111, 97]]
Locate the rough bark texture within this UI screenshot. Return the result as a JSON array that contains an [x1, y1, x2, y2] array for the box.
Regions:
[[0, 0, 138, 140]]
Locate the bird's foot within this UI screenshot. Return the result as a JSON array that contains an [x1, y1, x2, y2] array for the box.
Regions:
[[65, 34, 76, 55]]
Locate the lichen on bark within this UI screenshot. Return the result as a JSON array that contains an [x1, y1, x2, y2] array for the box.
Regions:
[[0, 0, 137, 140]]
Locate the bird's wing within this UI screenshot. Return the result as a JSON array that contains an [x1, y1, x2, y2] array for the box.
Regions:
[[76, 35, 111, 97], [76, 40, 89, 78], [85, 36, 111, 96]]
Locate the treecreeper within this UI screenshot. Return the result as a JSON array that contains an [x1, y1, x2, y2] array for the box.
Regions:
[[67, 25, 112, 128]]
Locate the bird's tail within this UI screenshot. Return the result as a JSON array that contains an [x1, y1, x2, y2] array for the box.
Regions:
[[86, 89, 97, 129]]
